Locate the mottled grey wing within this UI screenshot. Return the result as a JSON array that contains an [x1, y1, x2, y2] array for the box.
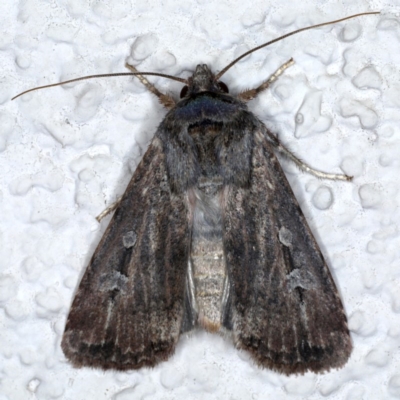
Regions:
[[222, 130, 351, 375], [61, 137, 191, 370]]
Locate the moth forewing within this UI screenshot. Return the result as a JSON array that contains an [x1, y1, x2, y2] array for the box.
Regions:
[[61, 137, 190, 370]]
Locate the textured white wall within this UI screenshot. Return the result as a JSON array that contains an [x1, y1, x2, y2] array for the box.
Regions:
[[1, 1, 399, 399]]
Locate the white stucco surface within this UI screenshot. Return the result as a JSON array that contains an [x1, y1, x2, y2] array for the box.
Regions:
[[1, 1, 399, 399]]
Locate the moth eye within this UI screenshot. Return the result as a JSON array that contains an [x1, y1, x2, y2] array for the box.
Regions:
[[180, 86, 189, 98], [218, 81, 229, 93]]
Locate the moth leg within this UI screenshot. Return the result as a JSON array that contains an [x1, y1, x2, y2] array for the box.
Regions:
[[237, 58, 294, 102], [264, 129, 352, 181], [125, 63, 176, 108], [95, 196, 122, 222]]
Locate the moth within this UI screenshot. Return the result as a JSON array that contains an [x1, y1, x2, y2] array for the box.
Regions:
[[14, 11, 379, 375]]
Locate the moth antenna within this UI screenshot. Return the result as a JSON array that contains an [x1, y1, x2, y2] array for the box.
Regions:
[[215, 11, 380, 80], [12, 72, 186, 100]]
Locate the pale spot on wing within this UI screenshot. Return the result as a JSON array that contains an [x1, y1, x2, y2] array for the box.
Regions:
[[287, 268, 317, 291], [122, 231, 137, 248], [279, 226, 293, 247], [98, 271, 129, 292]]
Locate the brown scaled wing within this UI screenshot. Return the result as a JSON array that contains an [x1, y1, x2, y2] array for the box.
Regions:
[[61, 137, 190, 370], [223, 129, 352, 375]]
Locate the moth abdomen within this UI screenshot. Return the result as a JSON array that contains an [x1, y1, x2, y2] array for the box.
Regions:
[[190, 183, 227, 332]]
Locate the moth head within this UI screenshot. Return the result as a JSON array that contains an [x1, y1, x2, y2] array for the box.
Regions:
[[180, 64, 229, 98]]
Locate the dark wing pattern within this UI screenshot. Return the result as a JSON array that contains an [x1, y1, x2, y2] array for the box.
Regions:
[[61, 137, 190, 370], [223, 129, 351, 375]]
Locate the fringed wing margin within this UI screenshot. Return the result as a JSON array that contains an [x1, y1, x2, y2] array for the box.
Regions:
[[223, 130, 352, 375], [61, 137, 190, 370]]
